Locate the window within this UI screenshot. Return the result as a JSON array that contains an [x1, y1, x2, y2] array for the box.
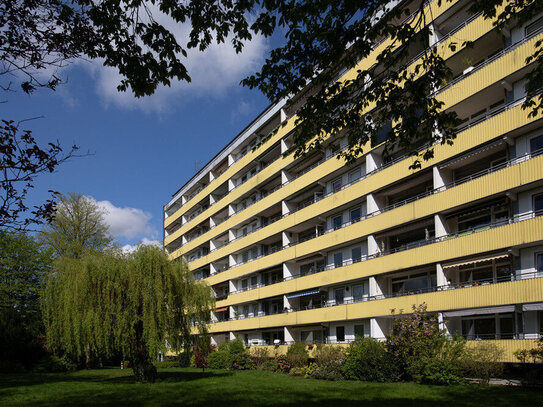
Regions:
[[537, 253, 543, 274], [335, 288, 345, 305], [349, 168, 361, 183], [336, 326, 345, 342], [534, 194, 543, 215], [354, 324, 365, 338], [391, 272, 435, 295], [333, 215, 342, 230], [251, 247, 259, 259], [352, 284, 368, 301], [530, 134, 543, 154], [350, 207, 361, 223], [241, 279, 248, 289], [242, 251, 248, 263], [332, 178, 342, 193], [526, 16, 543, 37], [351, 246, 362, 263], [251, 276, 258, 287], [333, 252, 343, 268]]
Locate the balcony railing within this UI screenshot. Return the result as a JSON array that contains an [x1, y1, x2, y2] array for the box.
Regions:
[[217, 271, 543, 327], [438, 23, 543, 94], [216, 208, 543, 297], [181, 92, 537, 259]]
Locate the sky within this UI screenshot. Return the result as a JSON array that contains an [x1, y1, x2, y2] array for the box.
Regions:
[[3, 23, 280, 252]]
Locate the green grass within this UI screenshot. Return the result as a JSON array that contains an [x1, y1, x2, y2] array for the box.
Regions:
[[0, 368, 542, 407]]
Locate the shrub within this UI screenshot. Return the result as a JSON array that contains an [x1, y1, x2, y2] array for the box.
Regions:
[[289, 367, 305, 376], [275, 355, 291, 373], [514, 338, 543, 363], [342, 337, 399, 382], [34, 355, 76, 373], [261, 358, 278, 371], [313, 344, 344, 366], [193, 351, 209, 370], [419, 356, 464, 385], [461, 342, 504, 385], [311, 359, 345, 381], [227, 338, 246, 356], [178, 352, 191, 368], [301, 362, 318, 378], [251, 347, 270, 368], [386, 303, 454, 381], [208, 350, 230, 369], [286, 342, 308, 368], [229, 352, 255, 370]]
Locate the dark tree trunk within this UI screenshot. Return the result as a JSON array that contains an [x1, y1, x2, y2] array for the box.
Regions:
[[131, 351, 157, 383], [131, 319, 157, 383]]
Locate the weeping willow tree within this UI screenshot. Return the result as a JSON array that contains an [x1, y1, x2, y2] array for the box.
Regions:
[[42, 245, 214, 382]]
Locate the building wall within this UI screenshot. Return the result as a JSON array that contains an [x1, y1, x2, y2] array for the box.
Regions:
[[164, 0, 543, 362]]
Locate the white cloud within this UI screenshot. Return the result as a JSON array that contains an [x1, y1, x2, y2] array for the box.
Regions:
[[82, 8, 269, 113], [89, 197, 158, 240], [122, 238, 162, 254]]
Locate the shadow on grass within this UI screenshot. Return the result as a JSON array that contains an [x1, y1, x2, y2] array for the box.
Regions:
[[0, 369, 232, 388], [2, 370, 543, 407]]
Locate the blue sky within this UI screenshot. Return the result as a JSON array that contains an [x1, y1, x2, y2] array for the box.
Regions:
[[3, 28, 276, 251]]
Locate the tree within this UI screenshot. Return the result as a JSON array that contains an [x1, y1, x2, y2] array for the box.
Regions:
[[42, 245, 215, 382], [2, 1, 542, 229], [386, 303, 465, 383], [0, 229, 52, 370], [38, 192, 112, 259], [0, 120, 80, 231], [3, 0, 541, 168]]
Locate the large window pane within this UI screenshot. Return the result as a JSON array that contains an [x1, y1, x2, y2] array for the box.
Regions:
[[530, 134, 543, 153], [335, 288, 345, 305], [334, 252, 343, 268], [336, 326, 345, 342]]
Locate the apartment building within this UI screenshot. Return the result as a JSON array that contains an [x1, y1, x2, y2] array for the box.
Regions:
[[164, 0, 543, 361]]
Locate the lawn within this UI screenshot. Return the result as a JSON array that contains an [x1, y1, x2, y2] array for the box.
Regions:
[[1, 368, 542, 407]]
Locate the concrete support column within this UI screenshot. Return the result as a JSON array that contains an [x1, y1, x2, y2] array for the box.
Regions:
[[366, 151, 383, 173], [283, 295, 292, 311], [280, 108, 288, 123], [281, 138, 290, 154], [210, 262, 218, 275], [433, 165, 453, 192], [229, 331, 236, 340], [282, 200, 295, 216], [281, 169, 293, 185], [228, 204, 236, 217], [436, 263, 448, 288], [228, 154, 235, 167], [228, 178, 236, 192], [368, 235, 380, 256], [370, 318, 385, 340], [434, 214, 449, 239], [284, 326, 295, 344], [438, 313, 449, 335], [181, 195, 187, 205], [366, 193, 382, 215], [228, 229, 236, 242], [282, 231, 296, 247], [209, 239, 216, 251], [369, 276, 383, 298], [228, 254, 236, 268], [283, 262, 299, 280], [229, 279, 236, 293]]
